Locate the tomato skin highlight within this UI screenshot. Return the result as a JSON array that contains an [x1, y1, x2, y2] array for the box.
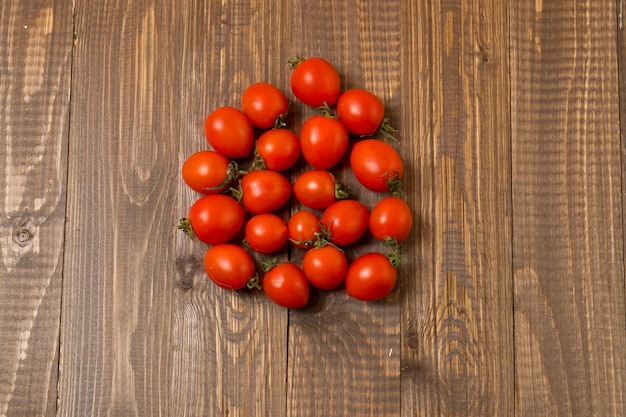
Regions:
[[290, 57, 340, 107], [263, 263, 310, 308], [336, 88, 385, 136], [299, 115, 349, 170], [350, 139, 404, 192], [241, 170, 292, 214], [287, 210, 321, 249], [181, 150, 232, 194], [187, 194, 245, 245], [293, 170, 340, 210], [321, 200, 370, 246], [204, 244, 256, 290], [204, 106, 254, 159], [245, 213, 288, 254], [345, 252, 397, 301], [241, 82, 288, 129], [302, 245, 348, 290], [256, 129, 301, 172], [369, 196, 413, 242]]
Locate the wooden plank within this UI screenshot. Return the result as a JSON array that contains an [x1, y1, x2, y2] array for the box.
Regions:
[[399, 0, 514, 415], [0, 1, 73, 415], [510, 0, 626, 415]]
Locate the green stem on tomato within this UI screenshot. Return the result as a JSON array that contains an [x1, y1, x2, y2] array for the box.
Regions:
[[334, 181, 350, 200], [177, 218, 195, 240], [384, 171, 404, 197], [287, 56, 305, 69], [318, 102, 338, 119], [379, 117, 399, 143], [246, 273, 262, 290], [384, 237, 403, 268]]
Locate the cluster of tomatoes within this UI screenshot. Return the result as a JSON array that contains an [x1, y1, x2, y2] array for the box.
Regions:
[[179, 57, 413, 308]]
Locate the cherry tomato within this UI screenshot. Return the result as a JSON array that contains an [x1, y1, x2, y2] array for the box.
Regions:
[[299, 115, 348, 170], [345, 252, 397, 301], [350, 139, 404, 193], [263, 262, 310, 308], [255, 128, 301, 172], [241, 170, 291, 214], [369, 196, 413, 243], [302, 245, 347, 290], [204, 106, 254, 158], [289, 57, 340, 107], [185, 194, 245, 245], [245, 213, 288, 254], [181, 150, 234, 194], [287, 210, 321, 249], [293, 170, 347, 210], [336, 88, 385, 136], [321, 200, 369, 246], [204, 244, 256, 290], [241, 82, 289, 129]]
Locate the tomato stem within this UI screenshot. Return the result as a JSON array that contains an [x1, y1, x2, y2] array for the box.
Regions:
[[318, 102, 338, 119], [385, 171, 404, 197], [229, 184, 244, 202], [287, 56, 305, 69], [251, 149, 267, 170], [177, 218, 195, 240], [246, 273, 262, 290], [261, 257, 280, 272], [334, 181, 350, 200], [378, 117, 399, 143], [274, 112, 288, 129], [384, 237, 403, 268]]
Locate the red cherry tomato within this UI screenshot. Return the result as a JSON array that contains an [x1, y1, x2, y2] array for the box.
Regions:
[[369, 196, 413, 243], [302, 245, 348, 290], [350, 139, 404, 193], [204, 244, 256, 290], [181, 150, 233, 194], [321, 200, 369, 246], [293, 170, 347, 210], [263, 262, 310, 308], [336, 88, 385, 136], [299, 115, 348, 170], [345, 252, 397, 301], [287, 210, 321, 249], [289, 57, 340, 107], [245, 213, 288, 254], [241, 82, 289, 129], [255, 128, 301, 172], [185, 194, 245, 245], [241, 170, 291, 214], [204, 106, 254, 158]]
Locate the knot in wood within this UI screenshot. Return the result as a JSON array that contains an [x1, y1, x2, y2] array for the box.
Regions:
[[13, 220, 35, 247]]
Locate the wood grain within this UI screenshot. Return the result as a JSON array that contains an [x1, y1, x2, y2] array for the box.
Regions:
[[0, 1, 73, 416], [510, 0, 626, 415]]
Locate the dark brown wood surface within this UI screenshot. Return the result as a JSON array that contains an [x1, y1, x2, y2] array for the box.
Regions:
[[1, 0, 624, 416]]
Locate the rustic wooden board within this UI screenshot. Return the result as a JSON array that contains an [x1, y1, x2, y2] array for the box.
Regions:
[[0, 1, 73, 415], [510, 0, 626, 415]]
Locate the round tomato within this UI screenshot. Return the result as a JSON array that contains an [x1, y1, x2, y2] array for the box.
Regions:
[[287, 210, 321, 249], [204, 244, 256, 290], [345, 252, 397, 301], [241, 82, 289, 129], [255, 128, 301, 172], [289, 57, 340, 107], [302, 245, 347, 290], [350, 139, 404, 193], [181, 150, 235, 194], [369, 196, 413, 243], [245, 213, 288, 254], [183, 194, 245, 245], [321, 200, 369, 246], [204, 106, 254, 158], [241, 170, 291, 214], [336, 88, 385, 136], [299, 115, 348, 170], [293, 170, 348, 210], [263, 262, 310, 308]]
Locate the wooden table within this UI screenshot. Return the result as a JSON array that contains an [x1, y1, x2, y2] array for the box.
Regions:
[[2, 1, 625, 416]]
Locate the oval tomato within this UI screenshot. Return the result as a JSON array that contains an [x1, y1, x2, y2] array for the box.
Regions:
[[345, 252, 397, 301], [293, 170, 347, 210], [263, 262, 310, 308], [204, 244, 256, 290], [336, 88, 385, 136], [185, 194, 245, 245], [299, 115, 348, 170], [302, 245, 347, 290], [350, 139, 404, 193], [204, 106, 254, 158], [241, 82, 289, 129], [245, 213, 288, 254], [241, 170, 291, 214], [321, 200, 369, 246], [369, 196, 413, 243], [181, 150, 234, 194], [287, 210, 321, 249], [289, 57, 340, 107], [255, 128, 301, 172]]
